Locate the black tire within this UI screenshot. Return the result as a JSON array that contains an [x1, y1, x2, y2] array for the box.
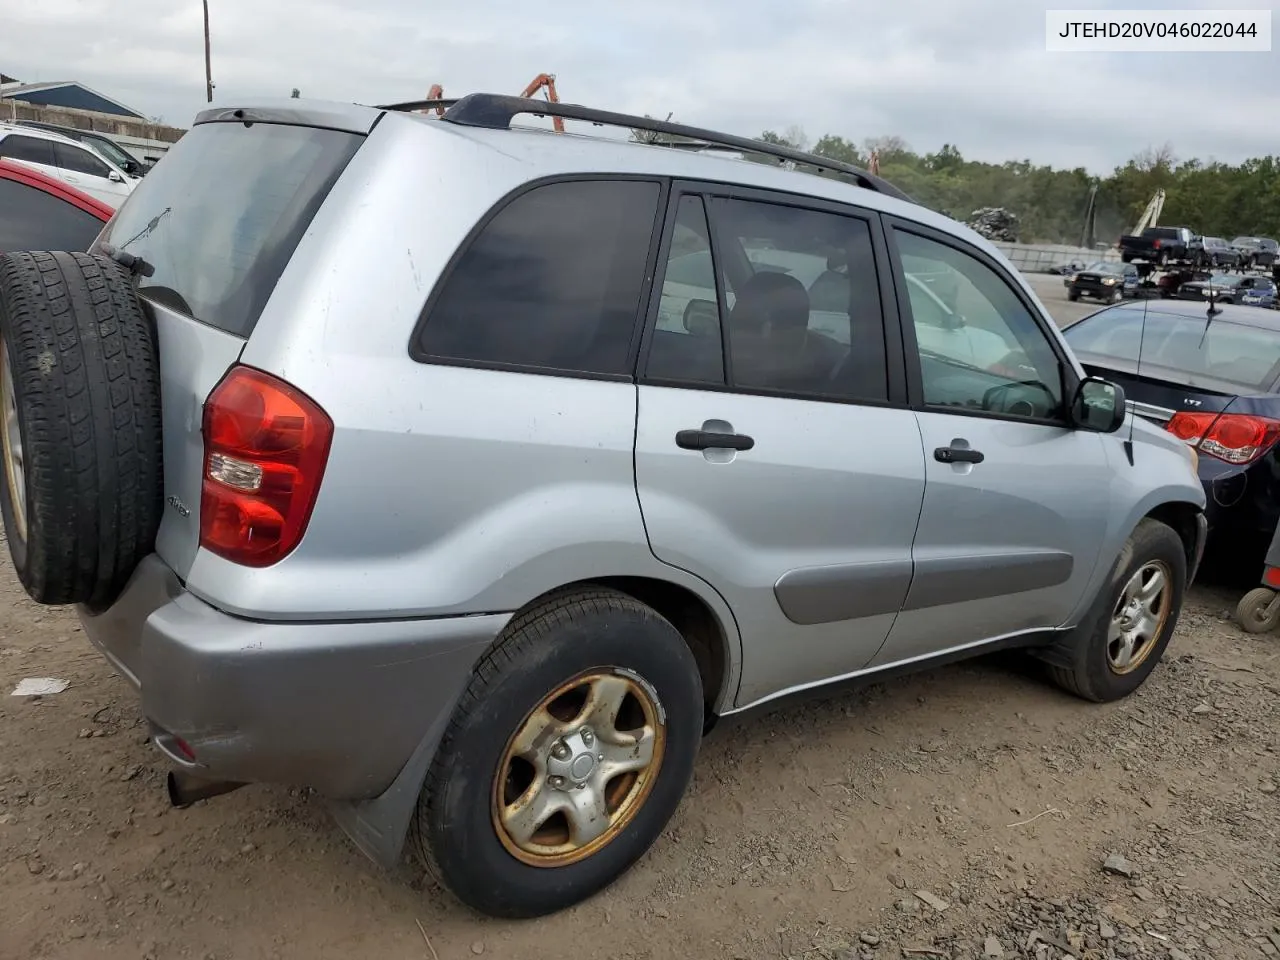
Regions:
[[1067, 290, 1080, 302], [0, 251, 162, 609], [411, 587, 703, 918], [1040, 518, 1186, 703]]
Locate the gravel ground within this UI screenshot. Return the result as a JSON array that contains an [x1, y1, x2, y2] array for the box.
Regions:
[[2, 274, 1277, 960]]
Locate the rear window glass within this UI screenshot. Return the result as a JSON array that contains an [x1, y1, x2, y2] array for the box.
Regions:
[[94, 121, 363, 337], [0, 178, 106, 252], [1064, 307, 1280, 391]]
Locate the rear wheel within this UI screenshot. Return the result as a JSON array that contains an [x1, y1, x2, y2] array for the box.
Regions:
[[0, 251, 162, 609], [1041, 519, 1186, 702], [411, 587, 703, 918]]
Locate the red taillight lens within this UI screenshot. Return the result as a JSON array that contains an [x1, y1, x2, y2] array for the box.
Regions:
[[1153, 239, 1162, 249], [1166, 411, 1280, 465], [1166, 411, 1216, 443], [200, 365, 333, 567]]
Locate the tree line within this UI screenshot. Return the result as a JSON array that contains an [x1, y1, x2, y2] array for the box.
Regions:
[[663, 121, 1279, 247]]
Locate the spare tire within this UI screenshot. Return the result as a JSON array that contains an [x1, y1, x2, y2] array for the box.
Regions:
[[0, 251, 163, 610]]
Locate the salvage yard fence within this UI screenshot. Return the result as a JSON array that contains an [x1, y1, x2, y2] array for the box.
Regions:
[[993, 242, 1122, 273]]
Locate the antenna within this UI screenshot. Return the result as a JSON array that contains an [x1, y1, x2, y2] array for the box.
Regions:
[[1124, 294, 1150, 467], [1199, 285, 1222, 348]]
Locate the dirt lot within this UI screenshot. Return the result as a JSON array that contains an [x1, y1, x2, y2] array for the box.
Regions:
[[3, 277, 1279, 960]]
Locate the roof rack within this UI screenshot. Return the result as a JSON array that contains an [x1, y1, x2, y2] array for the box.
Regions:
[[378, 92, 915, 205]]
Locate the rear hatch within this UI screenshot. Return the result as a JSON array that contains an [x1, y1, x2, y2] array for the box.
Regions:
[[90, 107, 368, 578]]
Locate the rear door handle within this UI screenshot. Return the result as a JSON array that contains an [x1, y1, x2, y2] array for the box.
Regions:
[[934, 445, 984, 464], [676, 429, 755, 452]]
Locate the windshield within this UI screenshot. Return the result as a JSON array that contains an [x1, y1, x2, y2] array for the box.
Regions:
[[1232, 237, 1260, 247], [1205, 275, 1243, 287], [1083, 261, 1117, 273], [95, 120, 363, 337], [1064, 306, 1280, 391], [88, 136, 138, 170]]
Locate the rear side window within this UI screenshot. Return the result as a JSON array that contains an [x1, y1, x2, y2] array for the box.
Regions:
[[0, 135, 55, 166], [95, 121, 363, 337], [416, 179, 661, 376], [0, 179, 105, 252]]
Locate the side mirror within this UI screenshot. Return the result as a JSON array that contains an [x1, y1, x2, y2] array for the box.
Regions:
[[1071, 376, 1126, 433], [683, 298, 719, 337], [108, 170, 124, 183]]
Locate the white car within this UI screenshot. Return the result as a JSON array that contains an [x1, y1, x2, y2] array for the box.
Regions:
[[0, 123, 136, 209]]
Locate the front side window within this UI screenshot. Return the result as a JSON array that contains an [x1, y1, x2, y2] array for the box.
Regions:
[[54, 142, 112, 178], [418, 179, 661, 376], [896, 230, 1063, 421]]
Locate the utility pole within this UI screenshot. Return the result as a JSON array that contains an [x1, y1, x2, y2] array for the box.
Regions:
[[1081, 181, 1099, 250], [203, 0, 213, 102]]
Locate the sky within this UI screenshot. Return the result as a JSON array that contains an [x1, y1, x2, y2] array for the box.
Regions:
[[2, 0, 1277, 175]]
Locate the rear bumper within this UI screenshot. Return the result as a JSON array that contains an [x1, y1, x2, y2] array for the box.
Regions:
[[77, 555, 507, 799]]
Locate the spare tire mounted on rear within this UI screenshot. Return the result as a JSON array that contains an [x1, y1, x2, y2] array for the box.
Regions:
[[0, 251, 163, 610]]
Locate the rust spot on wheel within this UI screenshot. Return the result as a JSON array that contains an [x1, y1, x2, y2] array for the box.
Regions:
[[491, 668, 666, 868]]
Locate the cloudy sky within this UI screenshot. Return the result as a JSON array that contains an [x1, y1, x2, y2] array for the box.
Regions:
[[3, 0, 1276, 174]]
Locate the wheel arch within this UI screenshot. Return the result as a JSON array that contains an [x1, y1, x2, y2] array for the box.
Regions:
[[328, 572, 740, 871], [1142, 500, 1205, 579]]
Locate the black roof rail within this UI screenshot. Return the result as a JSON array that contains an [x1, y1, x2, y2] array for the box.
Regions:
[[379, 92, 915, 205]]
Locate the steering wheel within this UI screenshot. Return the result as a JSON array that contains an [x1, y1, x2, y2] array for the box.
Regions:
[[982, 379, 1057, 418]]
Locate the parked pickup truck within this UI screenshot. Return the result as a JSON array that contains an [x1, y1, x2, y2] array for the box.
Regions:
[[1119, 226, 1195, 264]]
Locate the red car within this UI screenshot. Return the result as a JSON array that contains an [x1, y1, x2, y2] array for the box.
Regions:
[[0, 158, 113, 253]]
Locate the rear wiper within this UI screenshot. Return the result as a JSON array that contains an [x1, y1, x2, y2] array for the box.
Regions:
[[98, 242, 155, 278], [99, 205, 171, 278]]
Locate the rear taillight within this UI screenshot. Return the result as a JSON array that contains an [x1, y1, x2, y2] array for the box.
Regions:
[[1166, 411, 1280, 465], [1153, 239, 1162, 249], [200, 365, 333, 567]]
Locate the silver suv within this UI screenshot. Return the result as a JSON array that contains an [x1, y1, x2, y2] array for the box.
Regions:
[[0, 94, 1207, 919]]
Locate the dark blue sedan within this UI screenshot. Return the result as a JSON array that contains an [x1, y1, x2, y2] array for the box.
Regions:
[[1064, 299, 1280, 579]]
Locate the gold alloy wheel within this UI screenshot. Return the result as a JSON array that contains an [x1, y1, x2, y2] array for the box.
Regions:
[[0, 335, 26, 542], [1107, 560, 1172, 675], [492, 668, 667, 868]]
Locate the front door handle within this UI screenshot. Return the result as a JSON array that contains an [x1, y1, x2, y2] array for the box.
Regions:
[[934, 445, 984, 464], [676, 429, 755, 452]]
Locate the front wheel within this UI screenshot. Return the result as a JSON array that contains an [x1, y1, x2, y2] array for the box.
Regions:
[[411, 587, 703, 918], [1068, 290, 1080, 302], [1040, 518, 1186, 702]]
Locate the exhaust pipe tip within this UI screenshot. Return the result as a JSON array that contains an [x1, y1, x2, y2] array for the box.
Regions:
[[167, 770, 247, 809]]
